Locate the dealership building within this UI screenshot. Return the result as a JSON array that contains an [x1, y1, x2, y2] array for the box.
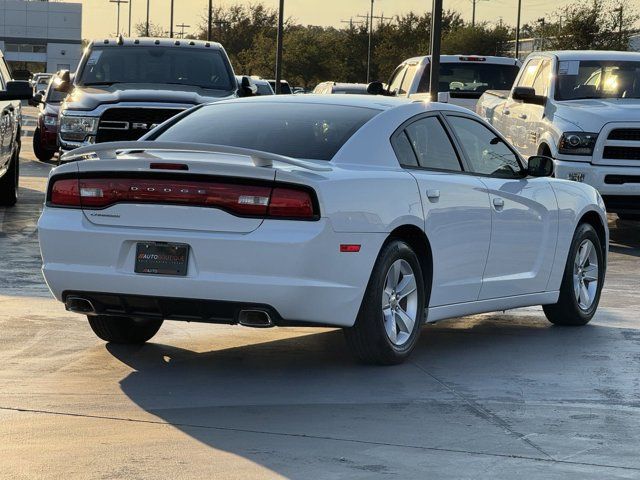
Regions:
[[0, 0, 82, 77]]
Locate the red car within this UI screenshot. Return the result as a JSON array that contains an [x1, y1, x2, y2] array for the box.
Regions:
[[32, 79, 67, 162]]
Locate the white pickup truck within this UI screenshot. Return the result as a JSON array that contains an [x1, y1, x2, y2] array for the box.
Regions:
[[385, 55, 521, 110], [477, 50, 640, 220]]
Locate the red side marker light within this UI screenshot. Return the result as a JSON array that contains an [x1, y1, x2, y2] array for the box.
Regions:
[[340, 244, 361, 253]]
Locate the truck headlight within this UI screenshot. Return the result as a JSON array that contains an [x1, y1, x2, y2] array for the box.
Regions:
[[43, 115, 58, 127], [60, 115, 98, 135], [558, 132, 597, 156]]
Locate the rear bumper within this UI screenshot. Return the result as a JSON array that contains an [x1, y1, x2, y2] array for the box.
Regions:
[[554, 160, 640, 211], [39, 208, 385, 327]]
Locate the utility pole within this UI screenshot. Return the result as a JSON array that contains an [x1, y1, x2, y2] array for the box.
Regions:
[[176, 23, 190, 39], [145, 0, 150, 36], [110, 0, 128, 35], [275, 0, 284, 94], [470, 0, 487, 28], [514, 0, 522, 59], [615, 6, 624, 50], [169, 0, 174, 38], [208, 0, 213, 41], [538, 17, 545, 50], [128, 0, 132, 36], [430, 0, 442, 102], [340, 18, 365, 29]]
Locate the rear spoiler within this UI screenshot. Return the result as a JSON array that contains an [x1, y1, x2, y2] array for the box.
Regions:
[[59, 141, 332, 172]]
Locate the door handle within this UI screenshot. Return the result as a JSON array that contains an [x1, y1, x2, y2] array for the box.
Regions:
[[426, 189, 440, 200], [519, 114, 527, 119], [493, 197, 504, 210]]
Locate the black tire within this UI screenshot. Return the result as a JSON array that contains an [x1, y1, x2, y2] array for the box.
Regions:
[[0, 149, 19, 206], [543, 223, 604, 326], [617, 213, 640, 222], [344, 240, 426, 365], [33, 128, 55, 162], [87, 315, 163, 344]]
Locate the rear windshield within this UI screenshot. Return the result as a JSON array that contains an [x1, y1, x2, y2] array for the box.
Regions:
[[77, 46, 235, 91], [417, 63, 520, 98], [152, 102, 380, 160]]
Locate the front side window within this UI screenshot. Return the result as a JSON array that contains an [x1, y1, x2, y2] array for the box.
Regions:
[[388, 65, 407, 94], [152, 102, 380, 161], [77, 46, 235, 92], [531, 59, 552, 97], [447, 115, 522, 178], [399, 64, 418, 95], [517, 58, 542, 88], [404, 117, 461, 171]]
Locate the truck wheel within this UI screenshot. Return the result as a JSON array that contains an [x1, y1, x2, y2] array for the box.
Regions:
[[0, 150, 19, 206], [543, 223, 604, 326], [617, 213, 640, 222], [87, 315, 163, 344], [33, 129, 55, 162], [344, 240, 426, 365]]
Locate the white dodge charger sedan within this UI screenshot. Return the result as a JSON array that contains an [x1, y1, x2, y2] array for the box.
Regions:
[[38, 95, 608, 364]]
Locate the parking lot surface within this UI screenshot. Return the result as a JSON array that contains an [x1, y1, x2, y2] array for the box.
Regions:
[[1, 109, 640, 479]]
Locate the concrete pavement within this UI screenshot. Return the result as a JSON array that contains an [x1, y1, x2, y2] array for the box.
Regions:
[[1, 124, 640, 479]]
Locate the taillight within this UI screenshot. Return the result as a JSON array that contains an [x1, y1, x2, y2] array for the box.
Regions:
[[268, 187, 315, 219], [49, 176, 317, 220]]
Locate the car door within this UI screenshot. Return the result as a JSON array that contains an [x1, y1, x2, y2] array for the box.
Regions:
[[391, 114, 492, 307], [505, 57, 541, 150], [444, 114, 558, 300]]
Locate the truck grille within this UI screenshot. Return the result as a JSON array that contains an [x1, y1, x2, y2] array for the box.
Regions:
[[603, 146, 640, 161], [608, 129, 640, 141], [96, 108, 185, 143]]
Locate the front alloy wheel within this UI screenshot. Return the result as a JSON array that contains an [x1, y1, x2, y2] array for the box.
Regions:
[[573, 239, 599, 311]]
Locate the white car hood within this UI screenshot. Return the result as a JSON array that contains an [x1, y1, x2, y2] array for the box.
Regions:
[[554, 98, 640, 132]]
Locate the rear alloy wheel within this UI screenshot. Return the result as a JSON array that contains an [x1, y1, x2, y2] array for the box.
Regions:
[[543, 223, 604, 326], [344, 240, 426, 365], [87, 315, 163, 344], [0, 149, 19, 206]]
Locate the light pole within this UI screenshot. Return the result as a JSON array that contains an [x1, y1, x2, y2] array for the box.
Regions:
[[429, 0, 442, 102], [146, 0, 150, 36], [275, 0, 284, 94], [128, 0, 132, 36], [366, 0, 374, 83], [110, 0, 128, 35], [208, 0, 213, 41], [514, 0, 522, 59], [169, 0, 174, 37]]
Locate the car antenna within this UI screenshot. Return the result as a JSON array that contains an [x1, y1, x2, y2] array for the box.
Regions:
[[117, 34, 124, 46]]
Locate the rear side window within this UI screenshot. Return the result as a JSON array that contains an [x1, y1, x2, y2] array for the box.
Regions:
[[404, 117, 461, 171], [153, 102, 380, 160]]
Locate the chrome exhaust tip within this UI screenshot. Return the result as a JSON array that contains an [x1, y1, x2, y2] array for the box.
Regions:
[[238, 310, 274, 328], [65, 296, 96, 314]]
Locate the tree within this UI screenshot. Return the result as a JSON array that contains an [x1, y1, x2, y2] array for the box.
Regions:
[[134, 22, 166, 38]]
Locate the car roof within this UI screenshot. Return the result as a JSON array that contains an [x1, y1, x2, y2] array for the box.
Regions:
[[402, 55, 519, 66], [539, 50, 640, 61], [212, 93, 471, 114], [89, 37, 224, 50]]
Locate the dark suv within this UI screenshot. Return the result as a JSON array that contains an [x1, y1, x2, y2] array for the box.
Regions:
[[56, 37, 248, 156], [0, 50, 35, 206]]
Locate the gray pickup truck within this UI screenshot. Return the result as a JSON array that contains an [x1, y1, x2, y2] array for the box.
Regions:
[[56, 37, 253, 156]]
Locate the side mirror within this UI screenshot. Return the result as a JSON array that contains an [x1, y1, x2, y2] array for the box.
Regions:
[[0, 81, 34, 101], [238, 76, 257, 97], [512, 86, 545, 105], [366, 81, 385, 96], [29, 92, 44, 106], [54, 70, 72, 93], [527, 155, 554, 177], [437, 91, 450, 103]]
